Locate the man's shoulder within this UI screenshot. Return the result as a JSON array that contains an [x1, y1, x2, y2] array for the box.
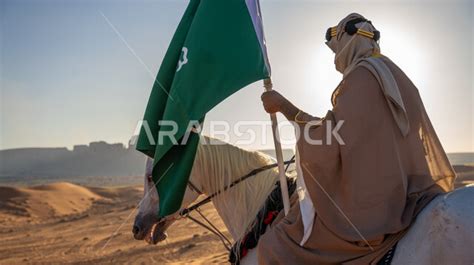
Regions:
[[333, 62, 386, 109], [344, 63, 378, 84], [341, 64, 380, 95]]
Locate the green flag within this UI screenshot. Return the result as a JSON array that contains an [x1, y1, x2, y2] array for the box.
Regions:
[[136, 0, 271, 217]]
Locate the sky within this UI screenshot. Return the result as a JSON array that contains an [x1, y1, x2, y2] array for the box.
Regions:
[[1, 0, 473, 152]]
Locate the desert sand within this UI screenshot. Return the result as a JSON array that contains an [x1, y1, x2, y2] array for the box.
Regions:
[[0, 165, 472, 264], [0, 182, 230, 264]]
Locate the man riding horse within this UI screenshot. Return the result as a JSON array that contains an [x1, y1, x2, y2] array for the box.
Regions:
[[259, 13, 455, 264]]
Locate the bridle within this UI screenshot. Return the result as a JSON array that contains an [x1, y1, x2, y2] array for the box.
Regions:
[[178, 156, 296, 251], [180, 157, 295, 216]]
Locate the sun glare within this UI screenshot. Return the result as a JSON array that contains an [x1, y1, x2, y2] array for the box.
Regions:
[[378, 25, 428, 89]]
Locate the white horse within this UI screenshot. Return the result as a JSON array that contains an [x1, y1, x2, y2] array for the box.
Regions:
[[133, 137, 474, 264]]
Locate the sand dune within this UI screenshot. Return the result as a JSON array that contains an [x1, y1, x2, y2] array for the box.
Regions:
[[0, 182, 229, 264], [0, 182, 102, 221]]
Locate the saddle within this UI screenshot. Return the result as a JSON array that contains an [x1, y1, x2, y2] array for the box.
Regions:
[[228, 177, 297, 264]]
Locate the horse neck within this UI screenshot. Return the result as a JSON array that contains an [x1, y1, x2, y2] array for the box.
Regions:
[[193, 141, 279, 241]]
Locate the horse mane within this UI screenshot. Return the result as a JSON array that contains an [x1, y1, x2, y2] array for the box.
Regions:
[[193, 135, 280, 242]]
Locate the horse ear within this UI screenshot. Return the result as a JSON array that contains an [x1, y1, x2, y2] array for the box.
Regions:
[[145, 157, 154, 177]]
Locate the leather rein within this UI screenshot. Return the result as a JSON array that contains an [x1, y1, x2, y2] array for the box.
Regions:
[[177, 156, 296, 251], [179, 157, 295, 217]]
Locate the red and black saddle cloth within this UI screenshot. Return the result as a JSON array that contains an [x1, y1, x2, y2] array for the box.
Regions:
[[228, 178, 296, 265]]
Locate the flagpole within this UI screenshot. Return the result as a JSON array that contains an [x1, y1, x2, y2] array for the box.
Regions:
[[264, 78, 290, 216]]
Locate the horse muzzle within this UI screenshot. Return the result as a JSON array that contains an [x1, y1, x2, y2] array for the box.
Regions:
[[132, 215, 168, 244]]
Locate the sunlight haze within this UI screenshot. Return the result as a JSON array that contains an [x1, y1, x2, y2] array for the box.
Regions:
[[1, 0, 472, 152]]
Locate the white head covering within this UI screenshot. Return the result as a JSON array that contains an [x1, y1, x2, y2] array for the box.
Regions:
[[327, 13, 410, 137]]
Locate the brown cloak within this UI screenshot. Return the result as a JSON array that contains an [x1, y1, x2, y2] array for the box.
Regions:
[[257, 57, 455, 264]]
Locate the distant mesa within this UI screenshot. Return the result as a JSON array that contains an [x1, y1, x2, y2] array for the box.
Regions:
[[73, 144, 88, 152], [0, 141, 147, 179], [0, 140, 472, 185], [74, 141, 127, 152]]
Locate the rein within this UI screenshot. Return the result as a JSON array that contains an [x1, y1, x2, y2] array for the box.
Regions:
[[178, 156, 296, 252], [179, 157, 296, 217]]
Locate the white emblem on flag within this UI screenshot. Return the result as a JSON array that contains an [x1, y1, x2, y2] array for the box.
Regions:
[[176, 47, 188, 72]]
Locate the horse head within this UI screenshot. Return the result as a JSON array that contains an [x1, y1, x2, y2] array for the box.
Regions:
[[132, 137, 280, 246], [132, 158, 201, 244]]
